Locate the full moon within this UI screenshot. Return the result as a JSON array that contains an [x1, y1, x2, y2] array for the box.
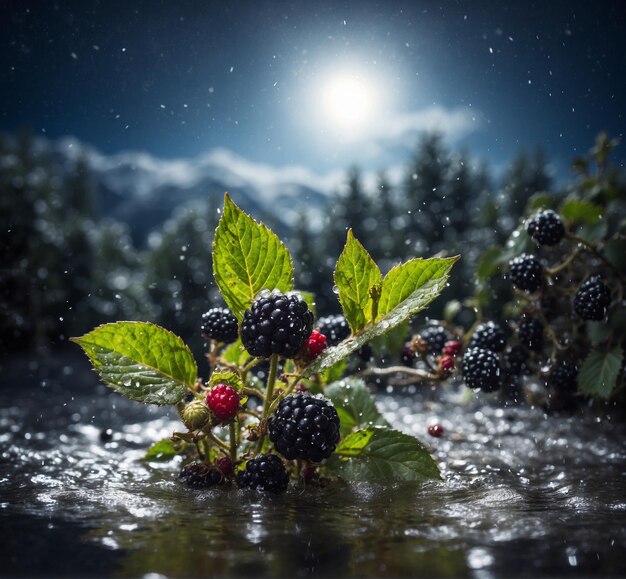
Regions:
[[319, 73, 379, 135]]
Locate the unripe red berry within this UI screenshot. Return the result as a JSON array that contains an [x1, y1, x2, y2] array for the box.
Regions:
[[303, 330, 328, 361], [443, 340, 462, 357], [439, 355, 455, 374], [217, 456, 234, 477], [205, 384, 240, 422], [428, 424, 444, 438]]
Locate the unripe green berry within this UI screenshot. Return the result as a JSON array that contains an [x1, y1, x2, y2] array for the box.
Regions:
[[181, 399, 210, 431]]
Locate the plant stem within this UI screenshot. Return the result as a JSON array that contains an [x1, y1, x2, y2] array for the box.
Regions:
[[546, 247, 580, 275], [205, 431, 230, 452], [356, 365, 439, 382], [229, 422, 237, 462], [255, 353, 279, 453], [567, 232, 625, 280]]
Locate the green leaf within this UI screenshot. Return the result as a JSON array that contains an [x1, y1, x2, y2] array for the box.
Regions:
[[603, 239, 626, 270], [221, 339, 250, 366], [144, 438, 181, 462], [327, 427, 441, 482], [325, 378, 389, 436], [559, 197, 603, 224], [525, 192, 554, 212], [577, 346, 623, 399], [320, 358, 346, 385], [335, 429, 374, 456], [305, 256, 458, 375], [476, 246, 504, 280], [377, 257, 458, 320], [587, 321, 610, 347], [212, 194, 294, 320], [71, 322, 196, 405], [577, 220, 608, 244], [209, 368, 244, 391], [334, 230, 382, 333]]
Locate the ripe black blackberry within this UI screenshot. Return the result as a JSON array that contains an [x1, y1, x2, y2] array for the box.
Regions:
[[201, 307, 239, 344], [180, 462, 223, 487], [269, 394, 340, 462], [545, 359, 578, 391], [418, 325, 450, 354], [241, 290, 314, 358], [508, 254, 543, 293], [573, 277, 611, 321], [400, 342, 417, 366], [236, 454, 289, 493], [461, 347, 501, 392], [316, 314, 350, 346], [469, 321, 506, 353], [526, 209, 565, 246], [518, 316, 544, 352], [503, 345, 530, 376]]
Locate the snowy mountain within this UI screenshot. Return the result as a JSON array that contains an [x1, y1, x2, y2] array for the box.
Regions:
[[41, 137, 343, 243]]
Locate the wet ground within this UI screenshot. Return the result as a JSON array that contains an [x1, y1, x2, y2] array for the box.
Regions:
[[1, 347, 625, 578]]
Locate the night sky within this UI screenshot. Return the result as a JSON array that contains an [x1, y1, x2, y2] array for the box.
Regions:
[[2, 0, 625, 177]]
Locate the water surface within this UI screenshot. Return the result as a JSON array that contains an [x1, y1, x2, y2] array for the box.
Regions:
[[1, 349, 625, 577]]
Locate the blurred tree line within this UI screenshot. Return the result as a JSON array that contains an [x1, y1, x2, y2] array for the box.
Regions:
[[0, 131, 552, 357]]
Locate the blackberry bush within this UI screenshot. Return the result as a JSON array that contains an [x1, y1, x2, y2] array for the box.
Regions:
[[74, 194, 456, 492]]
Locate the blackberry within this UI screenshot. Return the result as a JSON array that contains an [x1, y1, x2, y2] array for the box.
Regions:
[[269, 393, 340, 462], [518, 316, 544, 352], [400, 342, 417, 366], [241, 290, 314, 358], [461, 347, 501, 392], [201, 307, 239, 344], [180, 462, 222, 487], [469, 321, 506, 353], [573, 277, 611, 321], [526, 209, 565, 246], [508, 254, 543, 293], [236, 454, 289, 493], [503, 345, 530, 376], [545, 359, 578, 391], [418, 325, 450, 355], [316, 315, 350, 346]]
